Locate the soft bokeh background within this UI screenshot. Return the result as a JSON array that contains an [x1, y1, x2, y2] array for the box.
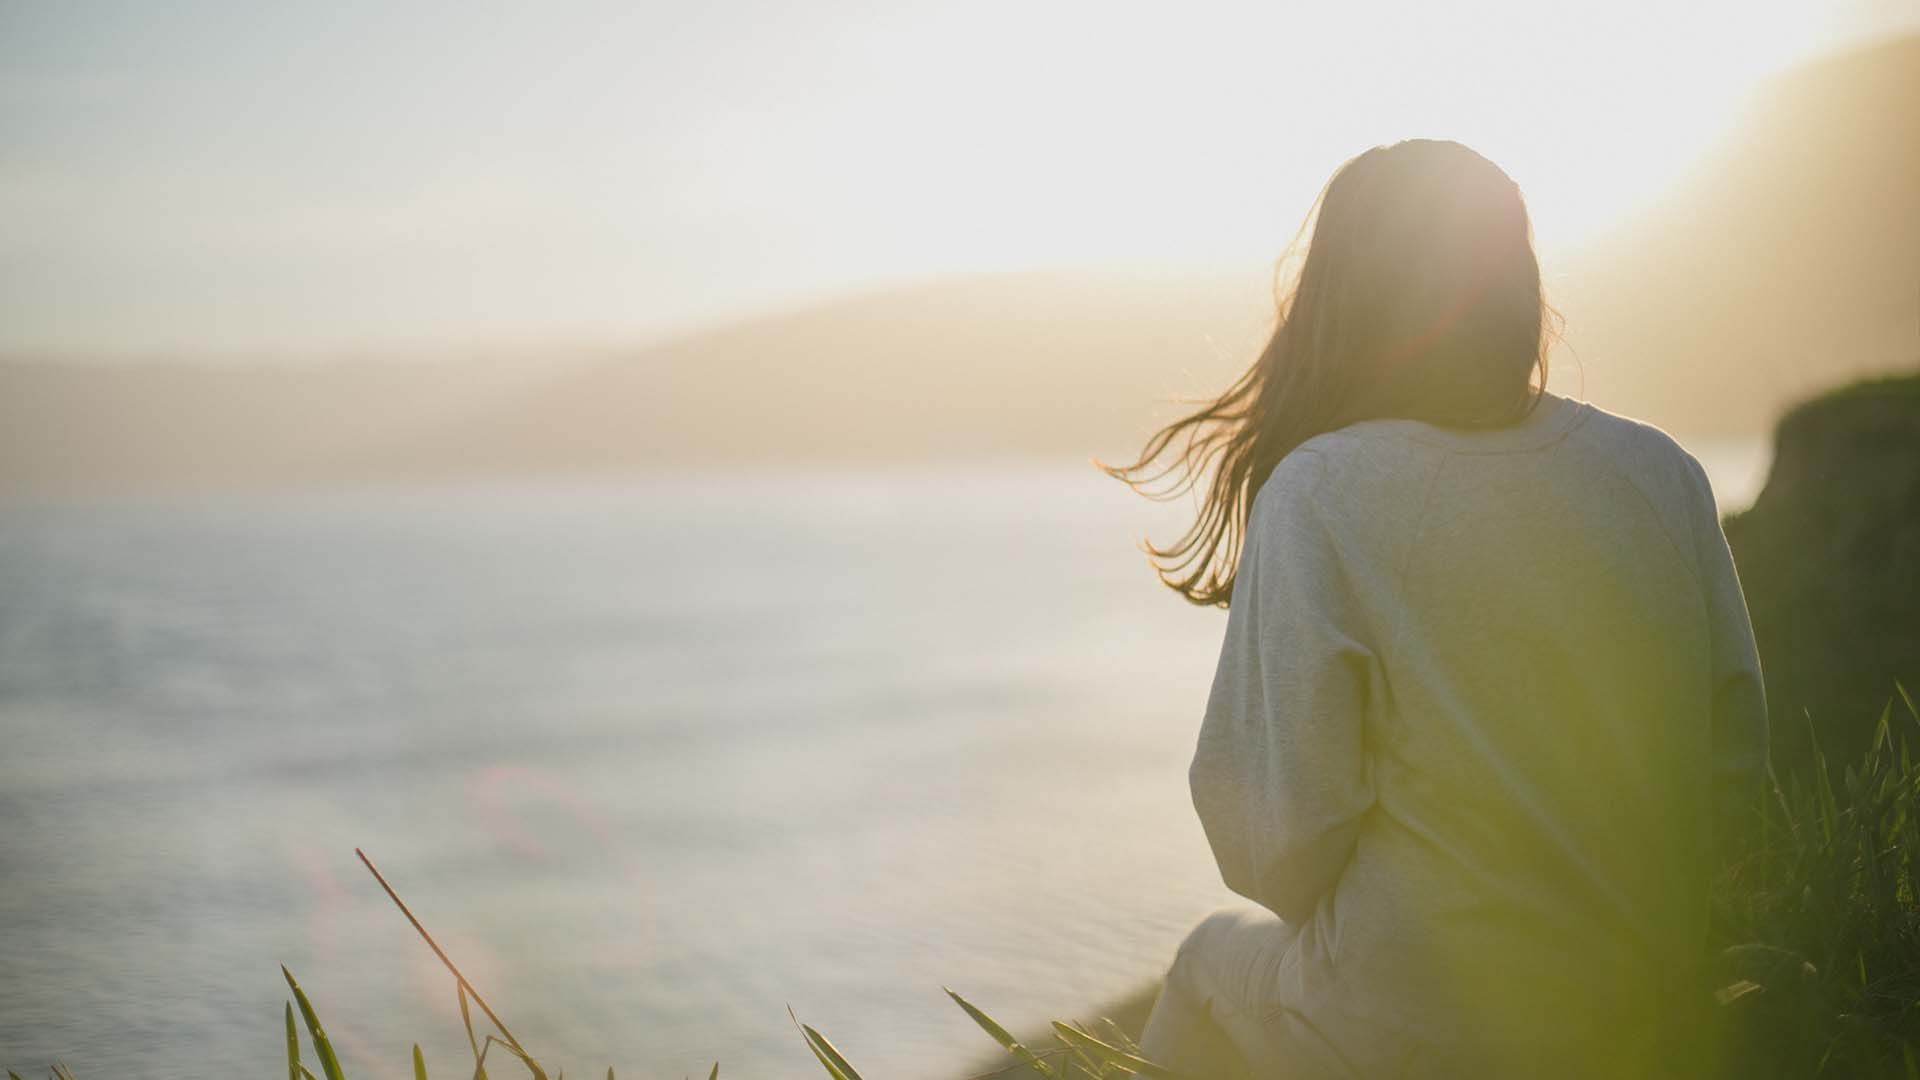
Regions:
[[2, 2, 1917, 1077]]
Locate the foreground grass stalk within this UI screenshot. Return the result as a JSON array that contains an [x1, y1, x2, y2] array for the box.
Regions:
[[286, 1001, 302, 1080], [355, 848, 534, 1063], [283, 966, 346, 1080]]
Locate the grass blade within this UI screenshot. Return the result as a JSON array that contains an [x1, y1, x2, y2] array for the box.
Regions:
[[804, 1025, 864, 1080], [1808, 711, 1839, 842], [358, 848, 532, 1062], [282, 966, 346, 1080], [286, 1001, 302, 1080], [786, 1006, 863, 1080], [1052, 1022, 1103, 1077], [481, 1035, 549, 1080], [1050, 1021, 1199, 1080], [944, 987, 1058, 1078], [1097, 1016, 1142, 1055], [459, 983, 490, 1080]]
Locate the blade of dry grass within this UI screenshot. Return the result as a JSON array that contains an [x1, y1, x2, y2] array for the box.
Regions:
[[357, 848, 534, 1063]]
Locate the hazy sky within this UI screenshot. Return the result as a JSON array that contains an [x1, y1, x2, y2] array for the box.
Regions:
[[3, 0, 1915, 358]]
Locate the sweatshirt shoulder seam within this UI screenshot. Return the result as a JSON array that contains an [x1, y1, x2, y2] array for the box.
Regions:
[[1589, 433, 1708, 597]]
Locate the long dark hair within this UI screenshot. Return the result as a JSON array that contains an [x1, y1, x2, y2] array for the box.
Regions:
[[1101, 139, 1558, 607]]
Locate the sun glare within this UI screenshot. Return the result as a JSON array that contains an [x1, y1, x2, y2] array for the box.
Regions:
[[1446, 1, 1817, 253], [0, 0, 1863, 354], [819, 0, 1828, 297]]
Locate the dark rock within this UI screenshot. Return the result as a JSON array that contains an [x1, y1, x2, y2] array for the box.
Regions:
[[1724, 375, 1920, 783]]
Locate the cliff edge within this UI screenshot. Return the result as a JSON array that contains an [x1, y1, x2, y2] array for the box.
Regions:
[[1724, 374, 1920, 782]]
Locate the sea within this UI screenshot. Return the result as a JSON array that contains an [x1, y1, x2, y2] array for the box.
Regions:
[[0, 442, 1768, 1079]]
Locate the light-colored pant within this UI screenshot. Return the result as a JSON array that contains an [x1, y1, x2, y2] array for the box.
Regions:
[[1136, 905, 1342, 1080], [1138, 905, 1715, 1079]]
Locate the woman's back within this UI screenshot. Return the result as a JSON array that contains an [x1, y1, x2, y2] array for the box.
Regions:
[[1112, 140, 1775, 1078], [1188, 390, 1771, 1075]]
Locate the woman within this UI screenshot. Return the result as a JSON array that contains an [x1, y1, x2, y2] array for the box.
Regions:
[[1102, 140, 1778, 1078]]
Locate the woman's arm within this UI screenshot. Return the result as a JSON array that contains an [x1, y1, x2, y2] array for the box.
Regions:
[[1682, 454, 1780, 866], [1189, 449, 1378, 925]]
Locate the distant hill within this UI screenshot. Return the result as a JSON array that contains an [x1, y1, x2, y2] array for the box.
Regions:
[[1554, 33, 1920, 433], [4, 35, 1914, 496], [0, 269, 1273, 496], [0, 355, 577, 498], [374, 268, 1270, 477]]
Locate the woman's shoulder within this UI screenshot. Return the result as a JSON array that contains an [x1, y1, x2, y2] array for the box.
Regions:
[[1563, 400, 1718, 508], [1301, 392, 1706, 487], [1569, 398, 1696, 460], [1257, 394, 1718, 535], [1251, 426, 1444, 538], [1278, 413, 1462, 496]]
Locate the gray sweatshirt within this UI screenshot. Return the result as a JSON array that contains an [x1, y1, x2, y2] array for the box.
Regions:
[[1189, 389, 1772, 1077]]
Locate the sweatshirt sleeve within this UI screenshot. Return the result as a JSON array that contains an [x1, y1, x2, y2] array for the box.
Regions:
[[1681, 454, 1779, 863], [1189, 449, 1378, 925]]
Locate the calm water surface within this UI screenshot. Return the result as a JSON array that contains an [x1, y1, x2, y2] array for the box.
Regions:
[[0, 447, 1768, 1078]]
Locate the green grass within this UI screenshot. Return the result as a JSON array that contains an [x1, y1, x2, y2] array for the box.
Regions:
[[11, 686, 1920, 1080], [1705, 684, 1920, 1078]]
